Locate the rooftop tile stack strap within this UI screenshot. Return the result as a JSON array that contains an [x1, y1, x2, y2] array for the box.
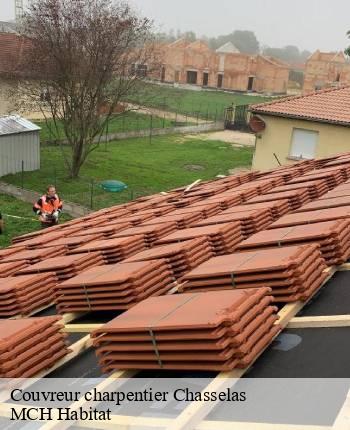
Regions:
[[91, 289, 280, 371], [268, 207, 350, 229], [0, 261, 28, 277], [111, 222, 178, 247], [0, 273, 58, 317], [141, 211, 204, 229], [38, 233, 104, 250], [194, 209, 273, 238], [295, 196, 350, 212], [124, 237, 214, 279], [236, 219, 350, 266], [287, 170, 345, 189], [17, 252, 105, 281], [0, 246, 66, 265], [266, 179, 330, 200], [156, 222, 243, 255], [246, 189, 311, 210], [180, 245, 327, 302], [68, 236, 146, 264], [223, 200, 290, 220], [69, 222, 132, 239], [0, 317, 69, 377], [204, 193, 242, 210], [54, 260, 175, 313], [168, 202, 222, 218]]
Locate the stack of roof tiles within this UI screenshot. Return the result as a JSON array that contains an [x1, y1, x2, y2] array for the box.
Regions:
[[237, 219, 350, 266], [0, 273, 58, 317], [194, 208, 273, 238], [91, 289, 281, 372], [0, 317, 69, 377], [156, 222, 243, 255], [295, 195, 350, 212], [16, 252, 105, 281], [54, 260, 175, 312], [124, 237, 214, 279], [180, 245, 327, 302], [246, 189, 311, 210], [223, 201, 290, 220], [141, 211, 204, 229], [168, 202, 222, 218], [68, 222, 132, 239], [69, 236, 146, 264], [0, 246, 66, 265], [204, 192, 242, 209], [111, 222, 178, 247], [268, 207, 350, 229], [287, 170, 345, 189], [266, 179, 329, 200], [0, 261, 28, 277], [39, 233, 104, 251]]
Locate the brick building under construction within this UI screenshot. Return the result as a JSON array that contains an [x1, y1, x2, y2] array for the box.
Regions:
[[154, 39, 290, 95]]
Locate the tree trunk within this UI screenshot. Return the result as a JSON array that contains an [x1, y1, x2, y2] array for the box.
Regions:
[[70, 141, 84, 178]]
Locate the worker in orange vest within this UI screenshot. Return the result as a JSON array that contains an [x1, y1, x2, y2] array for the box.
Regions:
[[33, 185, 63, 228]]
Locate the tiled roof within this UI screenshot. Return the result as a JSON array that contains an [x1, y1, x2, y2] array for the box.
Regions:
[[250, 86, 350, 126]]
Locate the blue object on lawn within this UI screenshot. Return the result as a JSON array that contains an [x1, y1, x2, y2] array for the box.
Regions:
[[100, 180, 127, 193]]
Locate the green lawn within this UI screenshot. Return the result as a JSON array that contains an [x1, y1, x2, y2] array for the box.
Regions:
[[0, 194, 71, 247], [35, 111, 186, 142], [126, 82, 274, 120], [3, 134, 254, 210]]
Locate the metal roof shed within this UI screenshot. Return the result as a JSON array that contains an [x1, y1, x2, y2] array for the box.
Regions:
[[0, 115, 41, 177]]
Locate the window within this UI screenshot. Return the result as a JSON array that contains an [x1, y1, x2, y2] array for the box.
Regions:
[[289, 128, 318, 159], [202, 72, 209, 86], [187, 71, 198, 84]]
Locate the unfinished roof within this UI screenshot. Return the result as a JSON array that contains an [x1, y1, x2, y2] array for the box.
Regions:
[[251, 86, 350, 126], [308, 50, 346, 63], [216, 42, 240, 54], [0, 115, 41, 136]]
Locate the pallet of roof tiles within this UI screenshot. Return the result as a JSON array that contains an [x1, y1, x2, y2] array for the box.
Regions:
[[68, 236, 146, 264], [0, 246, 26, 261], [246, 189, 311, 210], [124, 237, 214, 279], [156, 222, 243, 255], [141, 211, 204, 229], [236, 219, 350, 266], [17, 252, 105, 281], [0, 261, 29, 278], [268, 207, 350, 229], [266, 179, 329, 200], [0, 317, 69, 377], [69, 222, 132, 239], [194, 209, 273, 238], [91, 289, 281, 372], [295, 195, 350, 212], [204, 192, 242, 210], [0, 245, 67, 265], [0, 273, 58, 317], [222, 200, 290, 220], [54, 259, 175, 313], [38, 233, 104, 251], [111, 222, 178, 247], [168, 202, 223, 219], [180, 244, 328, 303], [287, 170, 345, 189]]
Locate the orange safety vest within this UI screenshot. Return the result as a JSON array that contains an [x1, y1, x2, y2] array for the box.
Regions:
[[35, 194, 62, 213]]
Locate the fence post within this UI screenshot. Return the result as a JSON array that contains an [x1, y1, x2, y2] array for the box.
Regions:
[[90, 179, 94, 209], [21, 160, 24, 189], [163, 113, 165, 128]]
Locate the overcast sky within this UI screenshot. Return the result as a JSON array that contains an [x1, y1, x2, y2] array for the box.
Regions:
[[1, 0, 350, 52]]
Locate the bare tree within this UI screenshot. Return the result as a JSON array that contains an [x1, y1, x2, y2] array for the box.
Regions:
[[12, 0, 156, 178]]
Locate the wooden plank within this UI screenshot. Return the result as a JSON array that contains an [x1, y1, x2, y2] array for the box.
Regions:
[[184, 179, 201, 193], [64, 323, 102, 333], [338, 263, 350, 271], [288, 315, 350, 329], [62, 312, 87, 324]]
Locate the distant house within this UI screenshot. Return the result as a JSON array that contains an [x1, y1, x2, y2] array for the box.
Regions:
[[303, 50, 350, 94], [250, 86, 350, 170], [0, 115, 41, 177], [156, 38, 290, 95]]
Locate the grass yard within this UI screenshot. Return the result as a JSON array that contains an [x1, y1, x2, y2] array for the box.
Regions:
[[126, 82, 274, 120], [35, 111, 185, 142], [0, 194, 71, 247], [3, 134, 254, 210]]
